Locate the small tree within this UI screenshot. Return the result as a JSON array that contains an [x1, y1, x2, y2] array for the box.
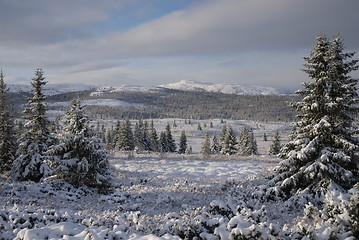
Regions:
[[201, 132, 211, 158], [165, 123, 176, 153], [211, 134, 220, 154], [268, 131, 281, 155], [269, 35, 359, 198], [178, 130, 187, 154], [149, 120, 159, 152], [221, 126, 238, 155], [0, 71, 16, 172], [116, 119, 134, 151], [11, 69, 53, 181], [238, 125, 257, 156], [49, 99, 112, 190]]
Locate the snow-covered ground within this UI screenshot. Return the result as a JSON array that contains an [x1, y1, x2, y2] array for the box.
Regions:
[[0, 154, 279, 239]]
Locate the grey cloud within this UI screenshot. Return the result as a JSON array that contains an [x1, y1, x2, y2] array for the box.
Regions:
[[0, 0, 124, 46]]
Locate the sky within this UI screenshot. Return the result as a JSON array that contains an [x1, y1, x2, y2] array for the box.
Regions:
[[1, 0, 359, 92]]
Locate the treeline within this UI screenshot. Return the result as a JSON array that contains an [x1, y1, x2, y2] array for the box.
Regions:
[[85, 91, 298, 122], [8, 88, 299, 122]]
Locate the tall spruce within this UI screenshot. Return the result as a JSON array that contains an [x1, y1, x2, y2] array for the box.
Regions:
[[269, 35, 359, 198], [0, 71, 16, 172], [11, 69, 53, 181], [211, 134, 220, 154], [48, 99, 112, 190]]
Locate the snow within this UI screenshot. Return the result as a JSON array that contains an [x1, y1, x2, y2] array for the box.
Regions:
[[159, 79, 282, 95], [48, 99, 144, 108]]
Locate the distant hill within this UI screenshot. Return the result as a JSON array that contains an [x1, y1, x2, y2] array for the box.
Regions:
[[90, 80, 285, 96], [159, 80, 282, 95], [8, 83, 96, 95]]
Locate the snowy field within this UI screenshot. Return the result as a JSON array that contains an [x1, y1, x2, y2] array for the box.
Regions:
[[0, 154, 279, 239], [0, 119, 291, 239]]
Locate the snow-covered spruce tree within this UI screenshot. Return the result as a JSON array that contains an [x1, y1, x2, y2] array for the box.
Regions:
[[116, 119, 134, 151], [238, 125, 258, 156], [220, 126, 238, 155], [269, 35, 359, 198], [178, 130, 187, 154], [48, 98, 112, 190], [0, 71, 16, 173], [268, 131, 281, 155], [11, 69, 53, 181]]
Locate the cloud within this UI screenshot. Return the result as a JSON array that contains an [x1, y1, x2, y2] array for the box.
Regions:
[[1, 0, 358, 90]]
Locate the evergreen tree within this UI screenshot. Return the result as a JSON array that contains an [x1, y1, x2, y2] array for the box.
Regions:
[[0, 71, 16, 172], [112, 120, 121, 149], [48, 99, 112, 190], [221, 126, 238, 155], [263, 132, 268, 141], [219, 125, 227, 153], [201, 132, 211, 157], [116, 119, 134, 151], [178, 130, 187, 154], [149, 120, 159, 152], [159, 131, 168, 153], [238, 125, 258, 156], [165, 123, 176, 152], [211, 134, 220, 154], [269, 35, 359, 198], [268, 131, 281, 155], [11, 69, 53, 181]]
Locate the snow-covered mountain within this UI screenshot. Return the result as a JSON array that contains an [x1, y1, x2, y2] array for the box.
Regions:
[[159, 80, 281, 95], [9, 80, 284, 96], [9, 83, 96, 95]]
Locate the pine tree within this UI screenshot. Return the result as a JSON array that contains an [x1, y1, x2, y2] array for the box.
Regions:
[[11, 69, 53, 181], [178, 130, 187, 154], [238, 125, 258, 156], [221, 126, 238, 155], [0, 71, 16, 172], [201, 132, 211, 157], [268, 131, 281, 155], [269, 35, 359, 198], [48, 99, 112, 190], [165, 123, 176, 152], [116, 119, 134, 151]]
